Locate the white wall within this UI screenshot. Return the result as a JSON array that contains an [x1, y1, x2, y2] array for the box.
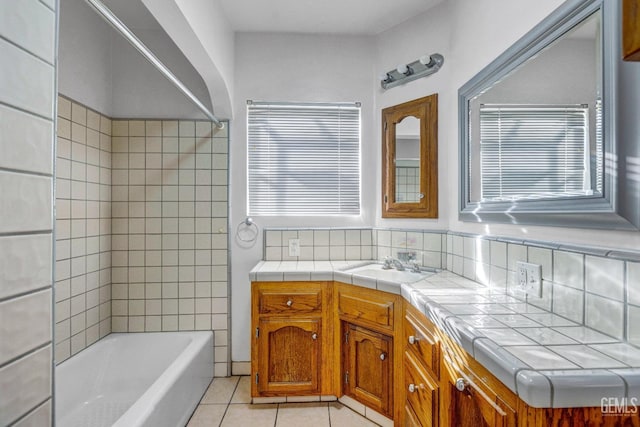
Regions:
[[58, 0, 213, 119], [375, 1, 452, 231], [445, 0, 640, 249], [59, 0, 113, 115], [110, 28, 213, 119], [230, 33, 376, 361], [220, 0, 640, 365], [143, 0, 235, 119]]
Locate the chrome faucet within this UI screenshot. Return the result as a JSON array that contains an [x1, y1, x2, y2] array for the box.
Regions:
[[382, 256, 405, 271]]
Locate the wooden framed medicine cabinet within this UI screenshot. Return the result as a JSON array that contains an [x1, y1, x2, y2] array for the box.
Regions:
[[623, 0, 640, 60], [382, 94, 438, 218]]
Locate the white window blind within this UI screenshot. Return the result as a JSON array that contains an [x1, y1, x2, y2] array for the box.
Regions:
[[247, 102, 361, 216], [479, 105, 589, 201]]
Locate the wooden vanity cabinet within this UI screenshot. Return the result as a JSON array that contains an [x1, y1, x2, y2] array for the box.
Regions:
[[335, 282, 403, 421], [251, 281, 333, 397], [342, 322, 393, 416], [441, 355, 517, 427], [402, 300, 518, 427], [403, 302, 441, 426]]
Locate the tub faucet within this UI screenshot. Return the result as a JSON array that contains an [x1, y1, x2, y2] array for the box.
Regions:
[[382, 256, 405, 271]]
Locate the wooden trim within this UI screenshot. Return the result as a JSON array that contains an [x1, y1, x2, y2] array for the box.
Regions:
[[624, 0, 640, 60], [382, 94, 439, 218]]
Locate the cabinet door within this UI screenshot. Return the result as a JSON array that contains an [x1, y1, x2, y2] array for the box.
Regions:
[[444, 369, 516, 427], [256, 318, 321, 395], [343, 323, 393, 417]]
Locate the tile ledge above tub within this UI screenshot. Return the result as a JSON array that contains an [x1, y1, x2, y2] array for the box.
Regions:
[[249, 260, 640, 409]]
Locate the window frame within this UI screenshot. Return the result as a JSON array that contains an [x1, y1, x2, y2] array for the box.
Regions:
[[478, 104, 592, 202], [246, 101, 362, 217]]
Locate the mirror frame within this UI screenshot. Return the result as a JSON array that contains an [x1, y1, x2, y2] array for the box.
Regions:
[[382, 94, 438, 218], [459, 0, 638, 230]]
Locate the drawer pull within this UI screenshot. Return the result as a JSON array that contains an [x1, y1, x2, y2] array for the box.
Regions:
[[380, 352, 387, 361], [455, 378, 469, 392], [311, 333, 318, 340], [408, 335, 417, 345], [408, 383, 416, 393], [286, 300, 293, 307]]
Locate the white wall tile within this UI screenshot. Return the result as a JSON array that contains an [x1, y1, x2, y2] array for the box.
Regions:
[[552, 283, 584, 323], [12, 400, 51, 427], [0, 0, 55, 63], [0, 38, 53, 118], [528, 247, 552, 281], [0, 290, 51, 365], [585, 293, 624, 340], [585, 256, 624, 301], [0, 105, 53, 174], [507, 244, 527, 272], [463, 237, 476, 260], [0, 346, 51, 426], [553, 251, 584, 289], [0, 234, 51, 299], [490, 241, 507, 269], [628, 262, 640, 306], [0, 172, 52, 233], [629, 305, 640, 347]]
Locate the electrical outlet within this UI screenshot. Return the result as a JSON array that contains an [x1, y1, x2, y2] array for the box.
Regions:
[[288, 238, 300, 257], [516, 261, 542, 298]]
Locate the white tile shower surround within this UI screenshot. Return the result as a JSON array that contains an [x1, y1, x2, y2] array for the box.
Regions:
[[55, 96, 113, 362], [54, 97, 231, 376], [0, 1, 56, 424], [250, 260, 640, 408], [188, 376, 381, 427]]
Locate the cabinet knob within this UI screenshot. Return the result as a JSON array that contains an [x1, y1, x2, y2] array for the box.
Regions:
[[286, 300, 293, 307], [455, 378, 469, 392], [379, 352, 386, 361], [311, 333, 318, 340], [408, 383, 416, 393], [408, 335, 417, 345]]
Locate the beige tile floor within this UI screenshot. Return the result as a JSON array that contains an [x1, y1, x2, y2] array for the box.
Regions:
[[187, 376, 380, 427]]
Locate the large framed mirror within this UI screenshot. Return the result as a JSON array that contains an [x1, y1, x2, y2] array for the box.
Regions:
[[459, 0, 639, 230], [382, 94, 438, 218]]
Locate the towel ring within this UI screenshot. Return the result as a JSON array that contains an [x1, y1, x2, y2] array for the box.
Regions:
[[236, 217, 259, 242]]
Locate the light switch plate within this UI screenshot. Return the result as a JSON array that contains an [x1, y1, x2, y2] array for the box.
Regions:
[[288, 238, 300, 257], [516, 261, 542, 297]]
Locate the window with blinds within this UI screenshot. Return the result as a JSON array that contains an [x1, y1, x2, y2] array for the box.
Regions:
[[247, 102, 361, 216], [479, 105, 590, 201]]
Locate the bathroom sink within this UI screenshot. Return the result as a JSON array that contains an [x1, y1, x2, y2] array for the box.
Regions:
[[344, 263, 435, 283]]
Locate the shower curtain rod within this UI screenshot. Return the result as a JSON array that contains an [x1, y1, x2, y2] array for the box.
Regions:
[[85, 0, 224, 128]]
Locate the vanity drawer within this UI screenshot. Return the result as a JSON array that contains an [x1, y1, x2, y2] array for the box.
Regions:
[[257, 288, 323, 314], [337, 285, 396, 331], [404, 306, 440, 379], [404, 350, 439, 427]]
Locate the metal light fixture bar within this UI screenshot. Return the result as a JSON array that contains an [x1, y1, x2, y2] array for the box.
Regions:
[[380, 53, 445, 90], [85, 0, 224, 128]]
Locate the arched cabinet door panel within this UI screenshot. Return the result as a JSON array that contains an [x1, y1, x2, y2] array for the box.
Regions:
[[256, 318, 322, 395], [342, 322, 393, 417]]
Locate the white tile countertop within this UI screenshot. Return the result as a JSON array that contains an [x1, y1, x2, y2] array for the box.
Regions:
[[250, 260, 640, 408]]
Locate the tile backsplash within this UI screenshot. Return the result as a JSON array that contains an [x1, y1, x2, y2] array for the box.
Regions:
[[263, 227, 640, 348], [444, 233, 639, 347], [264, 228, 374, 262]]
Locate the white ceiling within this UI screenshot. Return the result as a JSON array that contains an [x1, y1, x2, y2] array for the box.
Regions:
[[101, 0, 444, 35], [218, 0, 444, 35]]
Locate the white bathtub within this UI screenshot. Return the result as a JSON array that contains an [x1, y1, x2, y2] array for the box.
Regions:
[[55, 331, 213, 427]]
